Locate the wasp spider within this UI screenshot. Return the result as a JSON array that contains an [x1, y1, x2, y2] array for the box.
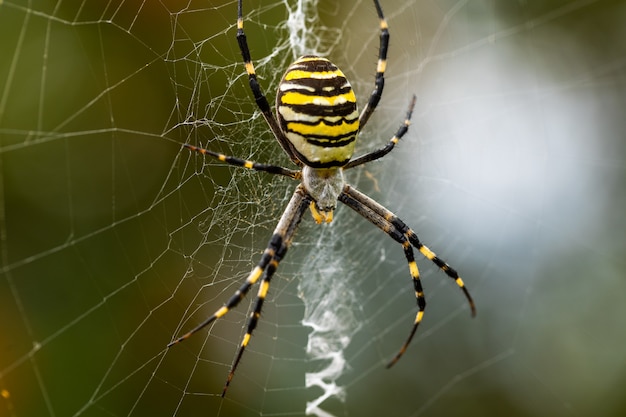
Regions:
[[169, 0, 476, 397]]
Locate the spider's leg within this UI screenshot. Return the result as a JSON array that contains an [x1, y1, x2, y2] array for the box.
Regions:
[[359, 0, 390, 129], [221, 246, 284, 396], [236, 0, 300, 164], [184, 143, 300, 179], [343, 185, 476, 315], [338, 187, 425, 367], [404, 230, 476, 316], [220, 184, 310, 396], [344, 95, 416, 170], [339, 185, 475, 366], [167, 185, 310, 395], [167, 238, 277, 348]]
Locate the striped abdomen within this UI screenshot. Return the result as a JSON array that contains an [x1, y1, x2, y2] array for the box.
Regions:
[[276, 56, 359, 168]]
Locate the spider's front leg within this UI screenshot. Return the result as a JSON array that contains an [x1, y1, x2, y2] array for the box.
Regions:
[[338, 186, 425, 366], [339, 185, 475, 366], [168, 185, 311, 397]]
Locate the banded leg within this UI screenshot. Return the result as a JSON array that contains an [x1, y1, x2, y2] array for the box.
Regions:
[[338, 189, 426, 367], [220, 185, 310, 396], [221, 243, 286, 396], [166, 232, 286, 348], [344, 185, 475, 315], [340, 184, 475, 365], [168, 185, 311, 396], [359, 0, 391, 129], [236, 0, 300, 164], [184, 143, 300, 179], [344, 95, 416, 170]]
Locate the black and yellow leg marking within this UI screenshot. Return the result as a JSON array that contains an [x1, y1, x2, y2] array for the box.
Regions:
[[167, 246, 275, 347], [236, 0, 300, 164], [184, 143, 300, 179], [168, 185, 311, 397], [344, 94, 416, 170], [339, 184, 475, 365], [338, 187, 426, 367], [343, 185, 476, 316], [405, 231, 476, 316], [222, 250, 283, 396], [386, 240, 427, 368], [358, 0, 390, 129]]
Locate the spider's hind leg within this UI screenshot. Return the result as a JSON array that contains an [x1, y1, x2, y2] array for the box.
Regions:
[[359, 0, 391, 129], [235, 0, 300, 164]]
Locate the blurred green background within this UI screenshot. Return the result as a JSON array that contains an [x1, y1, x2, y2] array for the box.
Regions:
[[1, 0, 625, 416]]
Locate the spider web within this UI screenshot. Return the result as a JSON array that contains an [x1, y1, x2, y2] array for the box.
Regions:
[[1, 0, 626, 416]]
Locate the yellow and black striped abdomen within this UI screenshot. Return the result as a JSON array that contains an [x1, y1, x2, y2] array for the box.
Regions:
[[276, 56, 359, 168]]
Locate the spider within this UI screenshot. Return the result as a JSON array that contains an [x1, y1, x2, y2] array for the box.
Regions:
[[168, 0, 476, 397]]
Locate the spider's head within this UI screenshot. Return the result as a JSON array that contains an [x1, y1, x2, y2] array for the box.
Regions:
[[302, 166, 345, 224], [309, 202, 333, 224]]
